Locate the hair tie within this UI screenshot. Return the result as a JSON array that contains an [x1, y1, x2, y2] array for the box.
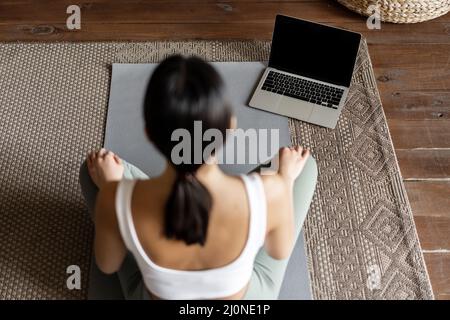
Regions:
[[178, 171, 195, 182]]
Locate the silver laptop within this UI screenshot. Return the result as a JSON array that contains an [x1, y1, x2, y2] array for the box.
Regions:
[[249, 15, 361, 129]]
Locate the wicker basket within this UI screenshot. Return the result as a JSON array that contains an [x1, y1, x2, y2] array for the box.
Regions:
[[336, 0, 450, 23]]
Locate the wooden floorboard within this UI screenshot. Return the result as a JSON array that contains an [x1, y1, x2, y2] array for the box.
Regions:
[[381, 90, 450, 120], [2, 0, 450, 42], [0, 1, 361, 24], [0, 0, 448, 300], [2, 20, 450, 43], [414, 216, 450, 250], [369, 45, 450, 92], [387, 119, 450, 149], [397, 150, 450, 180], [423, 253, 450, 300], [406, 182, 450, 218]]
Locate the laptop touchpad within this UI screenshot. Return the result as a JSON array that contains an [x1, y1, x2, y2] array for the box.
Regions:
[[279, 96, 314, 120]]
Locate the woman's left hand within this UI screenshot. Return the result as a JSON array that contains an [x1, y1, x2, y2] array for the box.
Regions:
[[87, 148, 124, 189]]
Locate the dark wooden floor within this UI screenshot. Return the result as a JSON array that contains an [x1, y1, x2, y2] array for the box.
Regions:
[[1, 0, 448, 299]]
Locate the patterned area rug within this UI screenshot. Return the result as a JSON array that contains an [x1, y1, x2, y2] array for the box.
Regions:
[[291, 41, 433, 299], [0, 40, 433, 299]]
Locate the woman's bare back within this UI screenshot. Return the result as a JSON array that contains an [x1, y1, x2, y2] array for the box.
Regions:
[[130, 167, 251, 272]]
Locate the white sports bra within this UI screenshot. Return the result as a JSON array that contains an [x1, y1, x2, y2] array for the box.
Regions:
[[115, 173, 267, 300]]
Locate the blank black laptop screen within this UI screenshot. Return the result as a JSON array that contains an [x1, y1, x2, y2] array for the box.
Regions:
[[269, 15, 361, 87]]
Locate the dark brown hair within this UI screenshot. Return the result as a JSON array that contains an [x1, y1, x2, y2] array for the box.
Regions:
[[144, 55, 232, 246]]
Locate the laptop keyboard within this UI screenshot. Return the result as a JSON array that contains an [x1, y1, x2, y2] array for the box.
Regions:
[[261, 71, 344, 109]]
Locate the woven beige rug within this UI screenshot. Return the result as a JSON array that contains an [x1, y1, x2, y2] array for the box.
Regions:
[[0, 40, 433, 299]]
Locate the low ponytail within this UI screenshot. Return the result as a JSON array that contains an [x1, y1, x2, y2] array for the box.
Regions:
[[164, 172, 212, 246], [144, 55, 232, 246]]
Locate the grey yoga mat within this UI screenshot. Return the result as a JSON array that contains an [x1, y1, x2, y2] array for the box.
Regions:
[[88, 62, 312, 300]]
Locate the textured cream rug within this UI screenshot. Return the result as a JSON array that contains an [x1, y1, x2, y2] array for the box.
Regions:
[[0, 40, 433, 299]]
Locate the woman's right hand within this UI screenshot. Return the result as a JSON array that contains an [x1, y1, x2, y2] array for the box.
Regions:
[[87, 148, 124, 189], [278, 146, 310, 186]]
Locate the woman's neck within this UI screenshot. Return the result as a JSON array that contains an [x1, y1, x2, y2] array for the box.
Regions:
[[162, 159, 224, 183], [196, 162, 224, 181]]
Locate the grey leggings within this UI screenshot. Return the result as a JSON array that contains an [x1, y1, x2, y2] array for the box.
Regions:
[[79, 157, 317, 299]]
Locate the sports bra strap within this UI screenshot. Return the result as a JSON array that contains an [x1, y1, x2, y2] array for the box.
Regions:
[[240, 173, 267, 249]]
